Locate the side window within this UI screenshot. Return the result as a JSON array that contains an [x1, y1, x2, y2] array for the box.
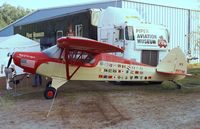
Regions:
[[119, 28, 124, 40], [56, 30, 63, 39], [68, 50, 95, 65], [75, 24, 83, 37], [125, 26, 135, 40], [60, 49, 65, 60]]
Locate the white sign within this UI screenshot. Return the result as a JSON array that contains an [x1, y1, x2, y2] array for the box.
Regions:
[[135, 28, 168, 50]]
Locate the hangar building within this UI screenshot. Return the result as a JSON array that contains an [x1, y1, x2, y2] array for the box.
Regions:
[[0, 0, 199, 63]]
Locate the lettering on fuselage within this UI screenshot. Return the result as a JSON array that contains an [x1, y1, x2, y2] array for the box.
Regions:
[[18, 54, 36, 59], [98, 61, 152, 81]]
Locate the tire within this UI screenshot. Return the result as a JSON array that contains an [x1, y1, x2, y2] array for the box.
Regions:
[[44, 87, 56, 99], [46, 81, 52, 88]]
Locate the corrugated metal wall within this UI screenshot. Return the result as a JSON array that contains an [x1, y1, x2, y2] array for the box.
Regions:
[[190, 10, 200, 63], [122, 1, 189, 50], [122, 0, 200, 63]]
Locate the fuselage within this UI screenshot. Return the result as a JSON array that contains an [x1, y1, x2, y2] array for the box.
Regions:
[[13, 51, 182, 82]]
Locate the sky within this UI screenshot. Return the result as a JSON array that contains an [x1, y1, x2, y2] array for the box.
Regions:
[[0, 0, 105, 9], [0, 0, 199, 10]]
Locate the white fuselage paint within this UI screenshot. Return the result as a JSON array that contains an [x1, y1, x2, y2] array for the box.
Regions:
[[36, 61, 184, 81]]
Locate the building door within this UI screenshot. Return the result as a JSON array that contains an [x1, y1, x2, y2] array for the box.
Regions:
[[56, 30, 63, 39], [141, 50, 158, 66]]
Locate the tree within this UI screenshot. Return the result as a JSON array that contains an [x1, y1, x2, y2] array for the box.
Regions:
[[0, 3, 33, 29]]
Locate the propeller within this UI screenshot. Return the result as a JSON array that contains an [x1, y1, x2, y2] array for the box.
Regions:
[[7, 53, 13, 68]]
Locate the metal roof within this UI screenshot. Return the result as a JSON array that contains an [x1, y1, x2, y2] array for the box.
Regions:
[[0, 0, 121, 32]]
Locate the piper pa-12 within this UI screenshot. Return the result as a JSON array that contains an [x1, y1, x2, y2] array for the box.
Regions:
[[9, 37, 189, 99]]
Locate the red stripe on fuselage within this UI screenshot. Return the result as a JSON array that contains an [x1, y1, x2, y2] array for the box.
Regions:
[[97, 53, 153, 67]]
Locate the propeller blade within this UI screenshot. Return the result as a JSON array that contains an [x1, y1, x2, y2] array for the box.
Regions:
[[7, 55, 13, 68]]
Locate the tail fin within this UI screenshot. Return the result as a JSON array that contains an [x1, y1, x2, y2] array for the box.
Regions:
[[156, 47, 188, 76]]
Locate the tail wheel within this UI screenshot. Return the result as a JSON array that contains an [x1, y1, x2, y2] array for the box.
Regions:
[[44, 87, 56, 99]]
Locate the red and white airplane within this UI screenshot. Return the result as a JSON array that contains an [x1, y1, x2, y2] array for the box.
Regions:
[[10, 37, 188, 99]]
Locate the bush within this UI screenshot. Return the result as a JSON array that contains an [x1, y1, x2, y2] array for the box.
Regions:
[[161, 81, 176, 90]]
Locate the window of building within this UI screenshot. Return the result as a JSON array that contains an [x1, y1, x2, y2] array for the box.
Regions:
[[56, 30, 63, 39], [75, 24, 83, 37]]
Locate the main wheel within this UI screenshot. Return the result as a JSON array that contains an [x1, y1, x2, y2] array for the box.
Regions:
[[176, 84, 182, 89], [44, 87, 56, 99]]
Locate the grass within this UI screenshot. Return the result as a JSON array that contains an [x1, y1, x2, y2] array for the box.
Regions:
[[0, 91, 15, 109], [161, 81, 177, 90], [1, 68, 200, 104], [187, 63, 200, 69], [178, 68, 200, 86]]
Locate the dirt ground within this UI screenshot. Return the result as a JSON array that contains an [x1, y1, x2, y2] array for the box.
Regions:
[[0, 78, 200, 129]]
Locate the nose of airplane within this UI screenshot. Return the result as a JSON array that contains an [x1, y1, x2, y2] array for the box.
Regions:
[[13, 52, 38, 74], [13, 52, 21, 67]]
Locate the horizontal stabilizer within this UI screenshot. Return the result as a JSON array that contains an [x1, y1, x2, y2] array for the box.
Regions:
[[157, 71, 191, 76]]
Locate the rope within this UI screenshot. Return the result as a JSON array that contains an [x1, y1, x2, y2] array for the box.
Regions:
[[46, 89, 58, 118]]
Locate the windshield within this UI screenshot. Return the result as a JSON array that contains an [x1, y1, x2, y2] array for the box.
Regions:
[[43, 45, 61, 58], [43, 46, 96, 65], [125, 26, 135, 40]]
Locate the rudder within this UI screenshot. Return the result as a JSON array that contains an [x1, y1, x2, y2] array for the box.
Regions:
[[156, 47, 187, 75]]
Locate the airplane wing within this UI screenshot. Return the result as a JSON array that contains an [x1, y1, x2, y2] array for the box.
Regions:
[[57, 36, 124, 53]]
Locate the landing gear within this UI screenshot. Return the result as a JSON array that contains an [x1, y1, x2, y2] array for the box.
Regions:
[[44, 87, 57, 99], [46, 81, 52, 88], [44, 81, 56, 99], [171, 80, 182, 89], [43, 79, 66, 99]]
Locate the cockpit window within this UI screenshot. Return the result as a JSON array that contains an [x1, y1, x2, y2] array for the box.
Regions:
[[125, 26, 135, 40], [43, 45, 96, 66], [68, 50, 95, 64], [43, 45, 61, 58]]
